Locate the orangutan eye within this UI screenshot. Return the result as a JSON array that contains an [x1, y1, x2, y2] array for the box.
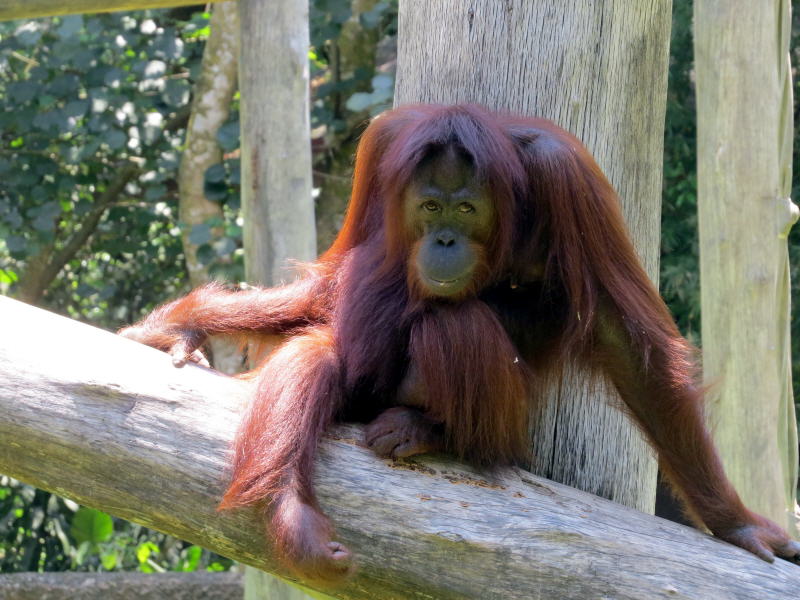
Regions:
[[422, 200, 440, 212], [457, 202, 475, 214]]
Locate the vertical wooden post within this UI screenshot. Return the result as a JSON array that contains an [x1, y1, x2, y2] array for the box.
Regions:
[[239, 0, 317, 287], [395, 1, 673, 513], [237, 1, 322, 597], [695, 0, 799, 532]]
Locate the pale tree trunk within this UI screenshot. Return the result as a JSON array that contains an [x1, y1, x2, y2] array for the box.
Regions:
[[239, 0, 316, 287], [238, 1, 317, 597], [395, 1, 672, 513], [178, 1, 242, 375], [695, 0, 799, 533]]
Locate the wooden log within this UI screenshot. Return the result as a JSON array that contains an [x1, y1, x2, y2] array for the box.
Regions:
[[0, 1, 222, 22], [1, 295, 799, 599]]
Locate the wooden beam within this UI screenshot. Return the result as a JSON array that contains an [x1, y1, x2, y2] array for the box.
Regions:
[[0, 1, 223, 22], [1, 295, 800, 599]]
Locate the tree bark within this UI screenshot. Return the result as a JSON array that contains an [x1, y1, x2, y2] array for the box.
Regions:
[[0, 0, 222, 21], [2, 295, 800, 599], [395, 1, 672, 514], [178, 1, 242, 376], [695, 0, 799, 533]]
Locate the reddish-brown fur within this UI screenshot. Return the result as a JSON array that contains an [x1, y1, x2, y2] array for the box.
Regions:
[[121, 104, 799, 582]]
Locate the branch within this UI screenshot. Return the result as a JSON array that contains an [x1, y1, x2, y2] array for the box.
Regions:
[[14, 163, 138, 304], [50, 163, 139, 270], [14, 107, 190, 304], [1, 295, 799, 600], [54, 105, 190, 267]]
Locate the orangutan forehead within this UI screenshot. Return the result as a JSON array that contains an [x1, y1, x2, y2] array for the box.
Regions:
[[414, 145, 477, 192]]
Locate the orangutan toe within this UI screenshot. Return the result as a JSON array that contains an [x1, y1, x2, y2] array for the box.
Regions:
[[364, 406, 443, 459]]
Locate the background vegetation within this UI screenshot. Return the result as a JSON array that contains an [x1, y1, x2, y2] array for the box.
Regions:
[[0, 0, 796, 576]]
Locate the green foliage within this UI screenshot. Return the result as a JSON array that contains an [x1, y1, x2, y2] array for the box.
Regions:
[[345, 72, 393, 115], [659, 0, 700, 344], [0, 475, 232, 573], [310, 0, 398, 147], [0, 10, 206, 321], [0, 8, 230, 575]]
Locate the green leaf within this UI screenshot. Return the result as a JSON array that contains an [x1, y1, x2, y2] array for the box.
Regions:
[[49, 74, 80, 98], [345, 92, 375, 112], [103, 68, 125, 88], [2, 207, 22, 228], [0, 269, 19, 283], [5, 235, 26, 253], [8, 82, 38, 104], [371, 73, 393, 91], [100, 549, 118, 570], [31, 201, 61, 232], [71, 508, 114, 544], [136, 541, 159, 564], [188, 223, 212, 245], [162, 79, 190, 107], [105, 129, 128, 150], [216, 121, 240, 152], [64, 99, 90, 118], [153, 30, 184, 60], [177, 545, 202, 572], [16, 22, 42, 47], [204, 163, 226, 183], [204, 164, 228, 202], [57, 15, 83, 38], [360, 2, 389, 29], [196, 243, 215, 265], [144, 184, 168, 200], [203, 181, 228, 202], [76, 283, 97, 298], [228, 159, 240, 185], [213, 237, 236, 257]]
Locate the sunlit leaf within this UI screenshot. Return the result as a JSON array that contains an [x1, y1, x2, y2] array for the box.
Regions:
[[71, 508, 113, 544]]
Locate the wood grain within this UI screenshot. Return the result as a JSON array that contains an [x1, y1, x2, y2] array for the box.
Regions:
[[1, 295, 799, 599], [395, 0, 673, 514], [695, 0, 799, 533], [239, 0, 317, 287]]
